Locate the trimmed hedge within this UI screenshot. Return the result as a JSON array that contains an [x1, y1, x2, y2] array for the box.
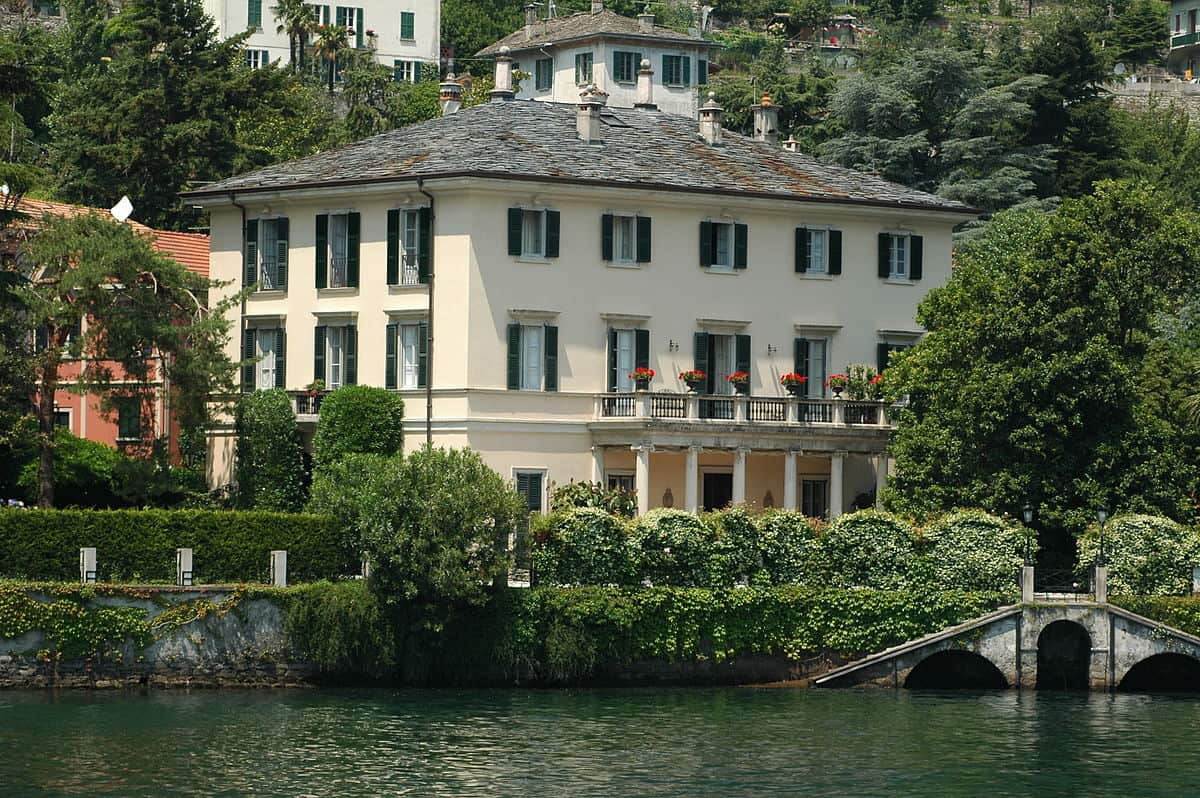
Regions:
[[0, 509, 354, 583], [1078, 514, 1200, 596]]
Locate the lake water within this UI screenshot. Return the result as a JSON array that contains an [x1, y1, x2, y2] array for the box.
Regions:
[[1, 687, 1197, 796]]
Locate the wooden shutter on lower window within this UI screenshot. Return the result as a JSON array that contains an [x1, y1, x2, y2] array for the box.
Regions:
[[636, 216, 651, 263], [418, 207, 431, 283], [682, 56, 691, 86], [347, 212, 361, 287], [795, 227, 808, 273], [417, 321, 428, 387], [735, 334, 751, 378], [543, 325, 558, 391], [507, 208, 523, 256], [607, 329, 618, 392], [734, 223, 748, 269], [355, 8, 363, 47], [274, 329, 286, 389], [878, 233, 891, 278], [506, 323, 521, 389], [635, 328, 649, 370], [693, 331, 709, 390], [829, 230, 843, 275], [345, 325, 357, 385], [699, 221, 712, 267], [386, 210, 400, 285], [601, 214, 614, 261], [795, 338, 810, 380], [241, 328, 255, 392], [315, 214, 329, 288], [545, 211, 560, 258], [243, 219, 258, 288], [910, 235, 923, 280], [385, 322, 398, 389], [274, 218, 289, 287], [877, 343, 890, 374], [313, 325, 327, 383]]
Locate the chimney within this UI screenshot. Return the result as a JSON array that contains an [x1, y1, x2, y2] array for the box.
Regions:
[[638, 8, 655, 32], [524, 3, 536, 40], [577, 84, 608, 144], [634, 58, 656, 110], [591, 0, 603, 12], [698, 91, 723, 146], [782, 135, 800, 153], [751, 93, 780, 145], [490, 46, 515, 102], [439, 73, 463, 115]]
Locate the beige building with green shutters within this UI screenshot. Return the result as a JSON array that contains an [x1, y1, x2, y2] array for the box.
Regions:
[[189, 67, 976, 519]]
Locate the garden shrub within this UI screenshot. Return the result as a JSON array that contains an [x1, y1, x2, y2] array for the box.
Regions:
[[755, 510, 822, 585], [820, 509, 915, 589], [235, 390, 306, 511], [550, 480, 636, 517], [533, 507, 635, 586], [923, 509, 1029, 593], [17, 429, 124, 507], [0, 508, 353, 582], [282, 580, 396, 676], [705, 505, 765, 586], [627, 509, 713, 586], [312, 385, 405, 469], [1078, 514, 1200, 595]]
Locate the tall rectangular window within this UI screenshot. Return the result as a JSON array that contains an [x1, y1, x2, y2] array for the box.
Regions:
[[535, 58, 553, 91], [400, 10, 415, 39], [328, 213, 351, 287], [393, 60, 415, 81], [574, 52, 593, 84], [713, 222, 733, 269], [257, 218, 288, 290], [244, 49, 270, 69], [803, 339, 827, 398], [53, 409, 71, 428], [248, 0, 262, 29], [805, 229, 827, 274], [801, 479, 828, 519], [326, 326, 345, 388], [522, 210, 545, 257], [256, 330, 278, 389], [613, 50, 639, 83], [614, 329, 635, 391], [336, 6, 363, 47], [521, 325, 544, 390], [613, 215, 635, 263], [662, 55, 688, 86], [401, 209, 421, 284], [889, 234, 909, 279], [515, 471, 545, 513], [117, 397, 141, 441], [400, 323, 421, 388]]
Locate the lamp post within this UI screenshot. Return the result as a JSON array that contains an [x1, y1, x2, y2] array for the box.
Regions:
[[1022, 503, 1034, 565], [1097, 506, 1109, 566]]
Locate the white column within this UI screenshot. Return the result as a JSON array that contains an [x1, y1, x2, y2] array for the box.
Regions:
[[830, 451, 845, 520], [591, 445, 604, 483], [685, 445, 700, 513], [633, 443, 653, 516], [732, 447, 748, 506], [783, 449, 798, 510], [874, 454, 888, 507]]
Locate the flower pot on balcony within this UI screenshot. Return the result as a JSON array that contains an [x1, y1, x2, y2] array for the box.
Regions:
[[733, 382, 749, 395], [635, 378, 650, 391], [786, 383, 804, 397], [831, 385, 844, 398], [684, 379, 704, 393]]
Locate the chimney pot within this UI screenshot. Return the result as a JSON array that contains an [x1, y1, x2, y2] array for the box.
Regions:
[[591, 0, 603, 12], [783, 135, 800, 153], [524, 3, 536, 40], [751, 94, 780, 145], [577, 84, 608, 144], [439, 73, 463, 115], [638, 9, 655, 32], [634, 58, 656, 110], [698, 91, 724, 146], [490, 46, 516, 102]]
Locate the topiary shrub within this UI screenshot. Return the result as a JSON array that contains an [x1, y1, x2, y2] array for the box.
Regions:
[[1078, 514, 1200, 595], [550, 480, 636, 517], [628, 509, 713, 587], [312, 385, 404, 469], [533, 507, 635, 586], [923, 509, 1029, 593], [820, 509, 916, 589], [755, 510, 822, 585], [705, 505, 764, 586], [235, 390, 306, 511], [17, 430, 124, 508]]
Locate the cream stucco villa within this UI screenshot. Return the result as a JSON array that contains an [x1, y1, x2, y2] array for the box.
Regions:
[[188, 50, 976, 519]]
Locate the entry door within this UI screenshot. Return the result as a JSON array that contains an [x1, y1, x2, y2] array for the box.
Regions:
[[703, 472, 733, 511]]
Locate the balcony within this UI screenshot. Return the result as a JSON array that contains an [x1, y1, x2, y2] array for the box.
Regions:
[[288, 390, 327, 421], [594, 391, 891, 428], [1172, 31, 1200, 49]]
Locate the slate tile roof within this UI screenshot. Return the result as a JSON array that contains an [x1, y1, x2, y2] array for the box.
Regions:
[[476, 9, 705, 56], [186, 100, 974, 215]]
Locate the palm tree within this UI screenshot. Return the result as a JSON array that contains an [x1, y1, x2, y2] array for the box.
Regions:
[[273, 0, 314, 72], [311, 24, 350, 93]]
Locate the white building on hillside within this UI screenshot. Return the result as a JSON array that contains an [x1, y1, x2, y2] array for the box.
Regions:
[[187, 59, 976, 521], [203, 0, 440, 80]]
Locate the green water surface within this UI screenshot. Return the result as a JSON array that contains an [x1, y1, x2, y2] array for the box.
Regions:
[[1, 687, 1196, 797]]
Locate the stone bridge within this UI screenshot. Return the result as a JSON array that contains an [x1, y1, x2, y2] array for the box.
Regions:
[[815, 600, 1200, 691]]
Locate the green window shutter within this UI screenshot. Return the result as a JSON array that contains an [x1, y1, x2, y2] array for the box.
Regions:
[[607, 328, 618, 392], [735, 334, 751, 378], [418, 207, 432, 283], [506, 323, 521, 390], [345, 325, 357, 385], [575, 53, 583, 83], [878, 233, 890, 279], [877, 343, 890, 375], [417, 320, 429, 388], [314, 325, 327, 383], [347, 212, 361, 287], [507, 208, 522, 256], [636, 216, 651, 263], [699, 221, 712, 267], [698, 59, 708, 85], [335, 5, 345, 25], [734, 223, 748, 269], [400, 10, 414, 38], [243, 219, 258, 287], [275, 218, 289, 287], [910, 235, 923, 280], [661, 54, 669, 83], [693, 331, 709, 384], [315, 214, 329, 288], [601, 213, 614, 261], [545, 210, 561, 258], [386, 209, 400, 285], [829, 230, 842, 275], [241, 328, 255, 392], [543, 324, 558, 391], [635, 328, 649, 370], [356, 8, 363, 47], [682, 56, 691, 86], [794, 338, 809, 379], [274, 329, 286, 388], [248, 0, 261, 28], [385, 322, 398, 389], [795, 227, 807, 273]]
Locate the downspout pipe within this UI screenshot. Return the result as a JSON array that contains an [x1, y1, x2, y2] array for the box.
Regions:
[[417, 177, 434, 447]]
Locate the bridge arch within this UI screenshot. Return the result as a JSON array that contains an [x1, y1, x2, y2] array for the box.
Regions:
[[1037, 620, 1091, 690], [1119, 653, 1200, 693], [904, 649, 1008, 690]]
